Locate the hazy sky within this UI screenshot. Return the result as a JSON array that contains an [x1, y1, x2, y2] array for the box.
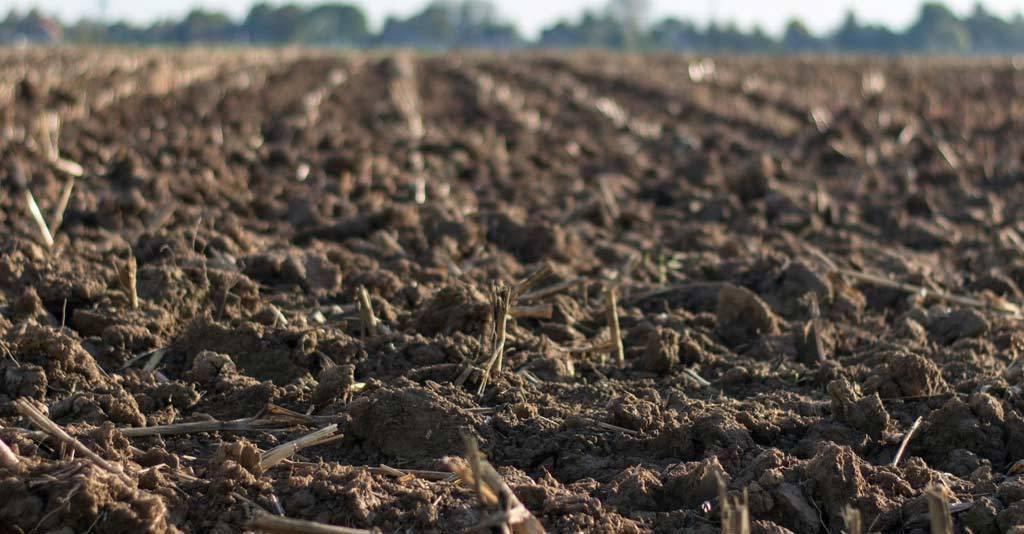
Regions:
[[7, 0, 1023, 38]]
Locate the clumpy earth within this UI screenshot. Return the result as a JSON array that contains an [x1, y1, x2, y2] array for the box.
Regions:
[[2, 48, 1024, 533]]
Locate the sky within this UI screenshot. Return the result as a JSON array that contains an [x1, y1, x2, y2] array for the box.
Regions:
[[6, 0, 1023, 38]]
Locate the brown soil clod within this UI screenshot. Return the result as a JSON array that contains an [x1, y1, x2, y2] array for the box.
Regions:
[[716, 284, 780, 347]]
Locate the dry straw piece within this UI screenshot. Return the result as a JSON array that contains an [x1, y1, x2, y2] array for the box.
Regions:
[[249, 512, 377, 534], [475, 285, 512, 396], [14, 399, 123, 474], [925, 485, 954, 534], [605, 286, 625, 368], [119, 254, 139, 309], [842, 506, 862, 534], [48, 176, 75, 237], [448, 436, 545, 534], [259, 424, 339, 472], [118, 417, 290, 438], [717, 471, 750, 534], [24, 189, 54, 249], [356, 285, 379, 337], [890, 416, 922, 467], [455, 264, 553, 395]]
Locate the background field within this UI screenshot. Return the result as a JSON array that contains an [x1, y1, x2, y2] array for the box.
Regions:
[[2, 49, 1024, 533]]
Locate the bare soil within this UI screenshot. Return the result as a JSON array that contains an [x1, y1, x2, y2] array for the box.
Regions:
[[2, 49, 1024, 533]]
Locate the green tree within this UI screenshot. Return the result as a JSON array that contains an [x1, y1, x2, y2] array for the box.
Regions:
[[173, 9, 237, 43], [782, 19, 821, 52], [649, 17, 701, 51], [294, 4, 368, 45], [377, 2, 456, 49], [831, 10, 902, 52], [376, 1, 521, 49], [904, 2, 970, 52], [243, 3, 305, 43]]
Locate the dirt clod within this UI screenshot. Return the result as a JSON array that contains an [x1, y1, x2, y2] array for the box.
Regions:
[[716, 284, 780, 346]]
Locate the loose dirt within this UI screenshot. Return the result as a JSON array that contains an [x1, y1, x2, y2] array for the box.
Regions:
[[2, 49, 1024, 533]]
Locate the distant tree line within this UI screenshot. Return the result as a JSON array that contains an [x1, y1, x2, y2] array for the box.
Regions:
[[3, 0, 1024, 54]]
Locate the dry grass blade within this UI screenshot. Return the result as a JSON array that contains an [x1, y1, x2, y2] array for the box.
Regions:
[[249, 512, 377, 534], [119, 254, 139, 309], [259, 424, 338, 472], [35, 111, 60, 162], [48, 176, 75, 236], [598, 177, 621, 221], [52, 157, 84, 177], [15, 399, 123, 474], [119, 402, 340, 438], [683, 367, 712, 387], [466, 435, 488, 506], [842, 506, 862, 534], [24, 189, 55, 249], [487, 264, 555, 375], [461, 264, 554, 392], [448, 436, 545, 534], [261, 402, 347, 425], [605, 286, 625, 368], [121, 347, 167, 370], [716, 470, 750, 534], [890, 416, 922, 467], [476, 285, 512, 396], [371, 464, 456, 481], [356, 285, 379, 337], [142, 347, 169, 372], [925, 485, 954, 534]]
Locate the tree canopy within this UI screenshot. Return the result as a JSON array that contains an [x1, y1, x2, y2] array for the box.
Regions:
[[4, 1, 1024, 54]]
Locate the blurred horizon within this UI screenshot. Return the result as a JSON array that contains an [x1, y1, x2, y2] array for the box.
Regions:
[[7, 0, 1023, 38], [5, 0, 1024, 53]]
